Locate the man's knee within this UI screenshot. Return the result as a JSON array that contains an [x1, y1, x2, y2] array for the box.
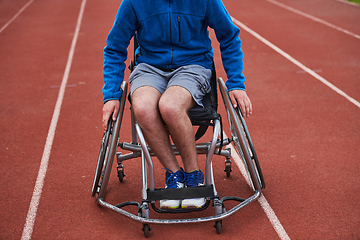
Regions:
[[132, 87, 161, 126], [133, 102, 157, 123], [158, 89, 193, 123], [159, 99, 182, 123]]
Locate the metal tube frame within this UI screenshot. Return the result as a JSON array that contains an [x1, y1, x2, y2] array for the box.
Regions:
[[96, 78, 263, 226]]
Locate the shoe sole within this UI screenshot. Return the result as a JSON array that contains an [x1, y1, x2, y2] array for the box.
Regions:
[[160, 200, 181, 209], [181, 199, 206, 209], [160, 206, 181, 209]]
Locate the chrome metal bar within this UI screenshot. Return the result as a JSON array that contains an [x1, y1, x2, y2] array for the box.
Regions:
[[120, 138, 232, 154], [205, 119, 220, 187], [141, 151, 148, 200], [98, 190, 260, 224], [116, 152, 141, 162], [120, 142, 211, 152], [136, 124, 155, 191], [131, 108, 137, 144], [210, 161, 217, 196], [214, 147, 231, 158]]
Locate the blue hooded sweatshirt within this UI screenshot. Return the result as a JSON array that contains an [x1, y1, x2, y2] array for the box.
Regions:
[[103, 0, 246, 103]]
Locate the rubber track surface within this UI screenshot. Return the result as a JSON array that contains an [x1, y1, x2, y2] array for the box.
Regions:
[[0, 0, 359, 239]]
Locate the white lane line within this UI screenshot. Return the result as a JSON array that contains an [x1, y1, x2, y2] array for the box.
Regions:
[[231, 17, 360, 109], [335, 0, 360, 7], [0, 0, 35, 34], [257, 195, 291, 240], [20, 0, 87, 239], [266, 0, 360, 40], [224, 133, 291, 240]]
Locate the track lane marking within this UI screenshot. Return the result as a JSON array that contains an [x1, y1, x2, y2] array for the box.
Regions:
[[14, 1, 356, 239], [266, 0, 360, 40], [0, 0, 35, 34], [231, 17, 360, 109], [20, 0, 87, 239], [224, 133, 291, 240]]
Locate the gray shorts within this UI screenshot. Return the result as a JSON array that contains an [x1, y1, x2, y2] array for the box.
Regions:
[[129, 63, 212, 107]]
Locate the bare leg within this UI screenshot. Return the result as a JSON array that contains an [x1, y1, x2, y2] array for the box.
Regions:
[[131, 86, 180, 172], [159, 86, 199, 173]]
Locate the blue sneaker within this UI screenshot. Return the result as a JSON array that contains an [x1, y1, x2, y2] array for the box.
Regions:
[[159, 169, 185, 209], [182, 170, 206, 208]]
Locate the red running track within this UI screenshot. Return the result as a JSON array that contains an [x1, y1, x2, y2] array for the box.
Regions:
[[0, 0, 359, 239]]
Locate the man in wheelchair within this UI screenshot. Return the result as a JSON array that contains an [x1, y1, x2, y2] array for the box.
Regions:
[[101, 0, 252, 210]]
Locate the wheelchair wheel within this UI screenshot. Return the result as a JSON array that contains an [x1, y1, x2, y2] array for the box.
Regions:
[[95, 113, 123, 201], [214, 220, 222, 234], [91, 118, 112, 197], [142, 224, 151, 238], [225, 164, 231, 178], [91, 81, 128, 199], [218, 78, 265, 190], [117, 167, 125, 183], [224, 158, 232, 178], [230, 105, 265, 190]]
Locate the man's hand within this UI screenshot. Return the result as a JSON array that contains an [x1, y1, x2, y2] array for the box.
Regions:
[[102, 100, 120, 132], [228, 89, 252, 118]]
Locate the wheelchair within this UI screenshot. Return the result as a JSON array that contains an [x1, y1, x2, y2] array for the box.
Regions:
[[92, 38, 265, 238]]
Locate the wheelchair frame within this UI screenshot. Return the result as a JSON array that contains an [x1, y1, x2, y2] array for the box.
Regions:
[[92, 73, 265, 236]]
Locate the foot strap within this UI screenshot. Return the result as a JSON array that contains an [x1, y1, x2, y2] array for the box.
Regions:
[[147, 185, 214, 201]]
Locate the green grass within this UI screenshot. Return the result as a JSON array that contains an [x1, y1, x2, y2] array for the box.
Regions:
[[347, 0, 360, 5]]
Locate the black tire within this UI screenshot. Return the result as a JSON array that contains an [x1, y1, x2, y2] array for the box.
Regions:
[[215, 221, 222, 234], [225, 164, 231, 178], [91, 118, 113, 197], [233, 105, 265, 189], [91, 81, 128, 199], [143, 224, 150, 238], [218, 77, 265, 190], [117, 168, 125, 183]]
